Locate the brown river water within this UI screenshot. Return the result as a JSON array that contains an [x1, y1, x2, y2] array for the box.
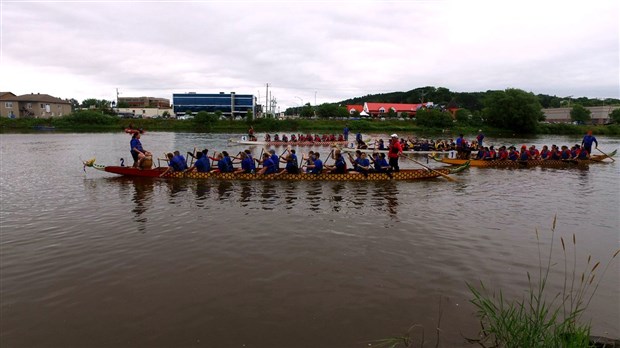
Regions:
[[1, 132, 619, 347]]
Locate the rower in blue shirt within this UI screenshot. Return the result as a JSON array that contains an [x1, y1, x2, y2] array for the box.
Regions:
[[306, 152, 323, 174], [258, 153, 277, 175], [186, 151, 211, 173]]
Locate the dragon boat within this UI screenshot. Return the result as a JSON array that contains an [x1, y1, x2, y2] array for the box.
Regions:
[[83, 159, 469, 181], [429, 149, 616, 168], [230, 136, 351, 147]]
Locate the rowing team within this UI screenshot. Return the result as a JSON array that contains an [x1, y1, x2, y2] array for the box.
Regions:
[[263, 133, 345, 142], [158, 148, 396, 177], [463, 144, 595, 161]]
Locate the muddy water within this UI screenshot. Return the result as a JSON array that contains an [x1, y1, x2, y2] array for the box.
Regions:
[[1, 132, 618, 347]]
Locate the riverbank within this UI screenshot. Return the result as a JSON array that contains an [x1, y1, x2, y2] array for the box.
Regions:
[[2, 116, 619, 136]]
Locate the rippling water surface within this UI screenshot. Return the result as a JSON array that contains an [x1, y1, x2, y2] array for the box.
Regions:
[[1, 132, 619, 347]]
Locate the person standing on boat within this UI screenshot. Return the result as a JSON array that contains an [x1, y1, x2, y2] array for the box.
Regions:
[[388, 134, 402, 172], [248, 126, 255, 141], [581, 130, 598, 154], [343, 125, 350, 141], [130, 133, 151, 168], [476, 130, 485, 147]]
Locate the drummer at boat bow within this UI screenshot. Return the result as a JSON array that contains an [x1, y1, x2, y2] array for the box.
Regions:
[[581, 130, 598, 154], [130, 133, 151, 168]]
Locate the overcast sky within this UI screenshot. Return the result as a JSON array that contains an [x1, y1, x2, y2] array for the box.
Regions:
[[1, 0, 618, 110]]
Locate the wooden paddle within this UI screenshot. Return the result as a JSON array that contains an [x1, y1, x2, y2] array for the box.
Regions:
[[188, 147, 197, 167], [596, 148, 615, 162], [400, 154, 457, 182]]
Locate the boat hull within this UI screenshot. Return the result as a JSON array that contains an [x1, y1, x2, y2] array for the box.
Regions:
[[91, 164, 467, 181], [432, 149, 616, 168]]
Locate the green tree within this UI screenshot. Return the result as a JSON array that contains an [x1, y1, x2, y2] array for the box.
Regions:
[[162, 111, 170, 118], [334, 107, 349, 119], [609, 109, 620, 124], [69, 98, 80, 111], [300, 103, 314, 118], [415, 109, 453, 128], [483, 88, 543, 133], [117, 101, 130, 108], [455, 109, 471, 124], [316, 103, 338, 118], [194, 111, 218, 128], [386, 108, 397, 118], [245, 110, 254, 123], [570, 104, 591, 124], [350, 110, 360, 118]]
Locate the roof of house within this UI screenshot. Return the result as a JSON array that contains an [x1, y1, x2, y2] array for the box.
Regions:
[[0, 92, 17, 100], [365, 102, 428, 112], [13, 93, 71, 104], [346, 105, 364, 112]]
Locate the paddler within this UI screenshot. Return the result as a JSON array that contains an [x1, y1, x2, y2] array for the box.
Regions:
[[388, 134, 402, 171]]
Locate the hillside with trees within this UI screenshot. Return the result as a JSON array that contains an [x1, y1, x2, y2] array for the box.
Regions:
[[335, 86, 619, 112]]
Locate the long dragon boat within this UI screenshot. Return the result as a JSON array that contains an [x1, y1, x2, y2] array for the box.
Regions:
[[429, 149, 616, 168], [83, 159, 469, 181], [230, 136, 351, 147]]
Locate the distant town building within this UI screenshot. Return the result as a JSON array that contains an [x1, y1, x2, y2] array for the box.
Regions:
[[542, 106, 619, 124], [116, 107, 173, 118], [173, 92, 254, 118], [1, 92, 72, 118], [346, 102, 435, 117], [118, 96, 170, 108]]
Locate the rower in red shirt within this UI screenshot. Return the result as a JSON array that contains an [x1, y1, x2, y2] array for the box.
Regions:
[[388, 134, 403, 171]]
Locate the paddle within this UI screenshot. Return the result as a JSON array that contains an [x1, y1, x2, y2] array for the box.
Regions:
[[596, 148, 615, 162], [188, 147, 197, 167], [324, 149, 334, 165], [400, 154, 457, 182]]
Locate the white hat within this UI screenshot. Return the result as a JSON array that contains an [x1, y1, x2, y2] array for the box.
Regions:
[[391, 133, 398, 138]]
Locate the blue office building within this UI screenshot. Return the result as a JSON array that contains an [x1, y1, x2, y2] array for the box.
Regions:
[[173, 92, 255, 118]]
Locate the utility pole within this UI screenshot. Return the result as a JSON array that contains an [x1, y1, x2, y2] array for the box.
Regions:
[[116, 88, 120, 113], [265, 83, 269, 117]]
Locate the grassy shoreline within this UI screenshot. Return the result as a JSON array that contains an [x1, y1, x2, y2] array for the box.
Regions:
[[2, 117, 619, 136]]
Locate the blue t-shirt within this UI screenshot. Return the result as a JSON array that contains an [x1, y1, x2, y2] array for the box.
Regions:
[[311, 159, 323, 174], [172, 155, 188, 171], [375, 158, 389, 171], [358, 158, 370, 168], [223, 156, 233, 172], [241, 157, 254, 173], [218, 159, 229, 172], [195, 156, 210, 172], [343, 127, 349, 136], [130, 138, 143, 152], [263, 158, 276, 174], [270, 154, 280, 170], [582, 135, 597, 148], [334, 157, 346, 173]]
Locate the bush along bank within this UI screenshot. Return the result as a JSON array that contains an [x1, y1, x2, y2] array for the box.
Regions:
[[2, 112, 620, 136]]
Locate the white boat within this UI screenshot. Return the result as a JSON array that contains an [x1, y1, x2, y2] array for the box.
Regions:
[[340, 147, 456, 157]]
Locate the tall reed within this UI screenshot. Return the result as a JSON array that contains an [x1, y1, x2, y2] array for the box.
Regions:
[[467, 215, 619, 348]]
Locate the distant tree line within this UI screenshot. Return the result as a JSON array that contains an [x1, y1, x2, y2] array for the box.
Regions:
[[337, 86, 619, 111]]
